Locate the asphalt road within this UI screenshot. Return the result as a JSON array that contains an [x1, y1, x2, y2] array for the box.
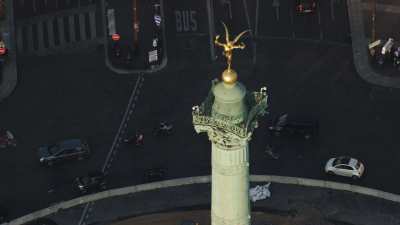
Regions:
[[2, 0, 400, 221], [0, 50, 136, 218]]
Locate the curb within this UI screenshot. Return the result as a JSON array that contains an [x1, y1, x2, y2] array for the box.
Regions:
[[4, 175, 400, 225], [347, 0, 400, 88], [0, 0, 18, 102], [101, 0, 168, 75]]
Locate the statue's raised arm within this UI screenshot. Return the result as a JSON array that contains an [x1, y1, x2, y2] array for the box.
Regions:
[[214, 22, 250, 71]]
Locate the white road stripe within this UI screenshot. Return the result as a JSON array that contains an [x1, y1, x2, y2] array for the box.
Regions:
[[88, 11, 97, 39], [78, 76, 144, 225], [68, 15, 76, 42], [318, 3, 323, 40], [57, 17, 66, 45], [79, 13, 87, 41], [289, 6, 295, 39], [47, 19, 55, 48], [37, 21, 45, 51]]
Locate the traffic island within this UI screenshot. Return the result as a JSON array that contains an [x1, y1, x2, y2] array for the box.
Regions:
[[347, 0, 400, 88], [101, 0, 167, 75]]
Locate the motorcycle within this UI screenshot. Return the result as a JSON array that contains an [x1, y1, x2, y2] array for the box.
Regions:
[[0, 130, 16, 149], [124, 133, 144, 147], [153, 122, 173, 136], [264, 144, 280, 160]]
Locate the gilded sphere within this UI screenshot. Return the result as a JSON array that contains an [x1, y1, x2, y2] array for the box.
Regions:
[[222, 69, 237, 85]]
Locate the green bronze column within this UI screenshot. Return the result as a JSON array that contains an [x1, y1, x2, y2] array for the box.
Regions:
[[192, 23, 268, 225]]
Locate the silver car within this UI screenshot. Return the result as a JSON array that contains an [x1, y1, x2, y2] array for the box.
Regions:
[[325, 156, 365, 179]]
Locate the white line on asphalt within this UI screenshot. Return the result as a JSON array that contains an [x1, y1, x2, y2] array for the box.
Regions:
[[242, 0, 256, 64], [255, 0, 259, 39], [78, 202, 93, 225], [77, 75, 144, 225], [206, 0, 216, 61], [272, 0, 280, 21], [318, 3, 323, 40], [330, 0, 335, 21], [289, 4, 295, 39]]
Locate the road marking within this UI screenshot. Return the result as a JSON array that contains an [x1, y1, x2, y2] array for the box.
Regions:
[[68, 15, 76, 42], [330, 0, 336, 21], [206, 0, 216, 60], [47, 19, 55, 48], [289, 6, 295, 39], [78, 202, 94, 225], [101, 74, 144, 173], [57, 17, 66, 45], [242, 0, 256, 64], [318, 3, 323, 40], [77, 75, 144, 225], [88, 11, 97, 39], [255, 0, 259, 43], [37, 21, 45, 51], [272, 0, 280, 21], [79, 13, 87, 41]]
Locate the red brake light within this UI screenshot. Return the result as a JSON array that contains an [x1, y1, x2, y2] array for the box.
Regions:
[[111, 33, 120, 41], [0, 47, 6, 55], [297, 4, 303, 12]]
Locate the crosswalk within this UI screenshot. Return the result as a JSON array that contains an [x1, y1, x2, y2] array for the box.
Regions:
[[16, 4, 102, 55]]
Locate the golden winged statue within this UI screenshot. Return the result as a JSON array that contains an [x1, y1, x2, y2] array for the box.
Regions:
[[215, 22, 250, 71]]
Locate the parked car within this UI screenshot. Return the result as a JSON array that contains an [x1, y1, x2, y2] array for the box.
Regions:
[[325, 156, 365, 179], [296, 0, 317, 14], [38, 139, 90, 166], [74, 171, 106, 194], [268, 113, 318, 140], [143, 167, 166, 183]]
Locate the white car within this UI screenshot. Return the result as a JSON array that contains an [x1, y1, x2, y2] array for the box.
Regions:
[[324, 156, 365, 179]]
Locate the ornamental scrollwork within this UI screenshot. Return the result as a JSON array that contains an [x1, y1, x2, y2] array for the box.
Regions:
[[192, 82, 268, 146]]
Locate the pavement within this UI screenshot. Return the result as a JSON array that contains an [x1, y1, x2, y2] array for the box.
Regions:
[[41, 182, 400, 225]]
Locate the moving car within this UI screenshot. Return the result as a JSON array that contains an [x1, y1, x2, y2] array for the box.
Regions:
[[143, 167, 166, 183], [268, 113, 318, 140], [74, 171, 106, 194], [325, 156, 365, 179], [38, 139, 90, 166], [296, 0, 317, 14]]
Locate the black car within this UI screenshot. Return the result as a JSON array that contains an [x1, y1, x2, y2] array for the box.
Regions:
[[268, 113, 318, 139], [143, 167, 166, 183], [296, 0, 317, 14], [38, 139, 90, 166], [74, 171, 106, 194]]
